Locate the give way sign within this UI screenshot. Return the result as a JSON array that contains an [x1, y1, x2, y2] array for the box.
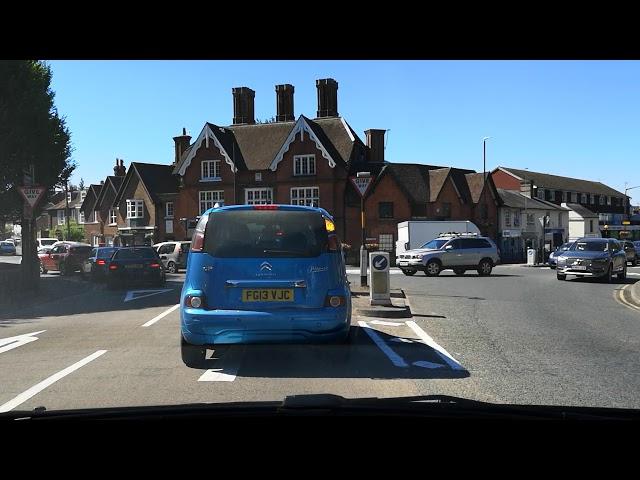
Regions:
[[18, 185, 46, 207], [349, 176, 373, 197]]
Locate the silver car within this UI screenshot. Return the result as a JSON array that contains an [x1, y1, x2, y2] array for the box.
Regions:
[[153, 241, 191, 273], [556, 238, 627, 282], [397, 233, 501, 276]]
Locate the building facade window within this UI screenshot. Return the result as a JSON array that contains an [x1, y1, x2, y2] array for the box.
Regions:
[[537, 188, 544, 200], [201, 160, 221, 181], [109, 208, 117, 225], [255, 172, 262, 182], [290, 187, 319, 207], [245, 188, 273, 205], [600, 195, 605, 205], [590, 195, 595, 205], [378, 233, 394, 252], [57, 210, 65, 225], [80, 190, 86, 201], [589, 219, 594, 233], [513, 211, 521, 227], [293, 155, 316, 176], [199, 191, 224, 214], [79, 211, 85, 224], [580, 193, 586, 203], [504, 209, 511, 227], [378, 202, 394, 219], [166, 202, 174, 218], [527, 213, 535, 226], [126, 199, 144, 219]]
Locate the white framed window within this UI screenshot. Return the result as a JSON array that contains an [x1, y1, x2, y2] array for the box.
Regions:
[[67, 192, 72, 203], [293, 155, 316, 176], [199, 191, 224, 214], [80, 190, 86, 201], [109, 208, 117, 225], [602, 195, 608, 205], [126, 199, 144, 219], [378, 234, 394, 252], [79, 211, 85, 224], [255, 172, 262, 182], [504, 209, 511, 227], [245, 188, 273, 205], [94, 210, 100, 223], [57, 210, 65, 226], [201, 160, 221, 181], [537, 188, 544, 200], [290, 187, 319, 207], [166, 202, 174, 218], [580, 193, 586, 203], [513, 211, 521, 227]]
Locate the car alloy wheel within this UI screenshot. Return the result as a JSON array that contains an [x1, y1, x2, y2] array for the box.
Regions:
[[478, 260, 493, 276], [557, 273, 566, 281], [402, 269, 416, 276], [39, 263, 45, 274], [425, 261, 441, 276], [59, 262, 67, 276], [167, 261, 177, 274], [618, 264, 627, 280], [605, 264, 612, 283]]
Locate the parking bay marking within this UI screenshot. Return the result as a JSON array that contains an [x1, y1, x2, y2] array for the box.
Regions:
[[358, 321, 409, 367], [0, 350, 107, 413], [0, 330, 46, 355], [198, 346, 245, 382], [141, 304, 180, 327], [406, 321, 465, 371]]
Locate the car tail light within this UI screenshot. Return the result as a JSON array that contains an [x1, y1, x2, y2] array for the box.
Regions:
[[328, 234, 339, 252], [149, 262, 161, 268], [325, 295, 345, 307], [109, 264, 118, 270], [96, 259, 106, 265], [253, 205, 279, 210], [190, 214, 209, 253], [184, 294, 204, 309]]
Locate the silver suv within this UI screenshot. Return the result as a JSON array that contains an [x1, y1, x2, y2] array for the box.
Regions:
[[397, 233, 501, 276]]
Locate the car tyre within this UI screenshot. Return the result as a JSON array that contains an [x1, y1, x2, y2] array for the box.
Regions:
[[167, 261, 177, 274], [557, 273, 566, 281], [425, 260, 441, 277], [402, 269, 416, 276], [618, 264, 627, 281], [181, 335, 206, 368], [59, 262, 68, 276], [477, 259, 493, 276], [604, 264, 613, 283], [40, 263, 46, 274], [632, 259, 637, 267], [453, 268, 466, 276]]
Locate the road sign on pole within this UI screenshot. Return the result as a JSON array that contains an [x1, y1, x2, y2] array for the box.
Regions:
[[18, 186, 46, 208], [349, 176, 373, 197]]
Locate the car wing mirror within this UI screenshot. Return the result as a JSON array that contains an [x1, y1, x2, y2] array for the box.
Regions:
[[445, 245, 453, 250]]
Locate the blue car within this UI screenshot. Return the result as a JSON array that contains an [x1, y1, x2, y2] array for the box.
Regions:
[[0, 241, 16, 255], [548, 242, 573, 269], [180, 204, 351, 367]]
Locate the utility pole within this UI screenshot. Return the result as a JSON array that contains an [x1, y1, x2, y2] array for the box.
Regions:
[[64, 180, 71, 240]]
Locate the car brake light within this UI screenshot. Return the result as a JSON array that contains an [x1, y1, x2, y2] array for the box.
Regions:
[[109, 264, 118, 270], [184, 294, 204, 308], [96, 259, 106, 265], [149, 262, 161, 268], [253, 205, 278, 210], [325, 295, 345, 307]]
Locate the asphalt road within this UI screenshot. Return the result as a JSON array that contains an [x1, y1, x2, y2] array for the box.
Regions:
[[0, 264, 639, 413]]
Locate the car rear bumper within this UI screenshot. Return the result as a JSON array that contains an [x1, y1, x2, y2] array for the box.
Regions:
[[181, 307, 351, 345]]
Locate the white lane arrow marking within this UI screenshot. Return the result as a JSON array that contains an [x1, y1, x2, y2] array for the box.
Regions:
[[124, 289, 173, 303], [369, 320, 403, 327], [0, 330, 47, 355]]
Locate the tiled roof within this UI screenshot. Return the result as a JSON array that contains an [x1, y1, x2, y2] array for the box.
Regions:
[[564, 203, 598, 218]]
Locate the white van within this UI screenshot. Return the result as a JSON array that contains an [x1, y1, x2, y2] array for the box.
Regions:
[[36, 237, 59, 251]]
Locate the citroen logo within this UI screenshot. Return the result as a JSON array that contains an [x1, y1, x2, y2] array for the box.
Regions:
[[260, 262, 273, 272]]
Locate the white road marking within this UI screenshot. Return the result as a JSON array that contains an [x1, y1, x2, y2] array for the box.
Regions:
[[198, 347, 243, 382], [413, 360, 446, 369], [124, 288, 173, 303], [346, 269, 403, 275], [627, 272, 640, 276], [390, 337, 419, 343], [358, 321, 408, 367], [406, 321, 465, 371], [0, 330, 46, 355], [0, 350, 107, 413], [369, 320, 404, 327], [141, 304, 180, 327]]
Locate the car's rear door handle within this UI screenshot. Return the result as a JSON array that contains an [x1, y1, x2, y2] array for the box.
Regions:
[[202, 266, 213, 272]]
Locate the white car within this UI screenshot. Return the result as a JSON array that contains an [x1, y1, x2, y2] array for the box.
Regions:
[[36, 237, 59, 251]]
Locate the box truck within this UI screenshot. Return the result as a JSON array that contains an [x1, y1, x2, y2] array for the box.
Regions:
[[396, 220, 481, 257]]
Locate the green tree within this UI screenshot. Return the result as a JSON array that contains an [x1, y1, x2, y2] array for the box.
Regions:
[[0, 61, 75, 288], [53, 219, 85, 242]]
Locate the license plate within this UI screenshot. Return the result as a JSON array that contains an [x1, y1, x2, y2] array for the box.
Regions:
[[242, 289, 294, 302], [125, 264, 143, 269], [399, 261, 409, 266], [572, 265, 587, 270]]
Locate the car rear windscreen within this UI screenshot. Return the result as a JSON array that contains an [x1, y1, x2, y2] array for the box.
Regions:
[[41, 239, 57, 246], [114, 248, 157, 260], [98, 248, 118, 258], [204, 210, 328, 258]]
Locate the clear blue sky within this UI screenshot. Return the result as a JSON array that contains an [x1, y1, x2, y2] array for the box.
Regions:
[[48, 60, 640, 203]]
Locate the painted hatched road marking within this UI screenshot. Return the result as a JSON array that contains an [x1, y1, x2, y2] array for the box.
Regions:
[[0, 350, 107, 413], [125, 288, 174, 303], [358, 321, 409, 367]]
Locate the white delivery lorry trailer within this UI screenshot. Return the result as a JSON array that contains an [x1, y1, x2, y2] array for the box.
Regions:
[[396, 221, 481, 257]]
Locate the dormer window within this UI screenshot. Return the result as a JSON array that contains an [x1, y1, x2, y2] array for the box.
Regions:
[[201, 160, 221, 181]]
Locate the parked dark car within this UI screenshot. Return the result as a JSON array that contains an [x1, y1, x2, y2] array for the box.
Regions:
[[106, 246, 166, 289], [548, 242, 573, 269], [39, 241, 93, 275], [556, 238, 627, 282], [621, 240, 637, 266], [81, 246, 119, 281]]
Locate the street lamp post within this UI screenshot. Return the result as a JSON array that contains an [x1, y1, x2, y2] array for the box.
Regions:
[[357, 171, 371, 287], [482, 137, 490, 235], [624, 183, 640, 219]]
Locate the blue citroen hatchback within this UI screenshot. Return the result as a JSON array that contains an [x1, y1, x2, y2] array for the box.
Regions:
[[180, 204, 351, 367]]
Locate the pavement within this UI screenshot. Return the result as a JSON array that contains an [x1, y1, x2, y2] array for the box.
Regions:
[[0, 264, 639, 414]]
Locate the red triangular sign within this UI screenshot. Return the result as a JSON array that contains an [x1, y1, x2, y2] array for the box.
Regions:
[[18, 186, 46, 207], [349, 176, 373, 197]]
